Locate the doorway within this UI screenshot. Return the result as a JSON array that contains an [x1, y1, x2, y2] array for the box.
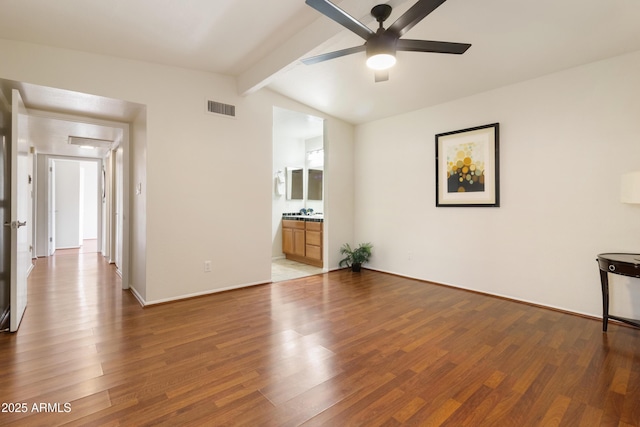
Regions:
[[0, 79, 143, 289], [272, 107, 326, 282], [49, 158, 100, 254], [0, 79, 145, 332], [35, 140, 127, 284]]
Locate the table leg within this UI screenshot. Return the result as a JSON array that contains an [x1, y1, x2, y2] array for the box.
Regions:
[[599, 269, 609, 332]]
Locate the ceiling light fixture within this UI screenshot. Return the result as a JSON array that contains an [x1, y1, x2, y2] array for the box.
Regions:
[[365, 8, 397, 71], [366, 53, 396, 70], [68, 136, 114, 149]]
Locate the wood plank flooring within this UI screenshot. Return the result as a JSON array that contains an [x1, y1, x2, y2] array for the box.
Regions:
[[1, 253, 639, 426]]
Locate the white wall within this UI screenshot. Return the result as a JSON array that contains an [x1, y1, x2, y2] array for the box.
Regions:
[[305, 136, 324, 214], [35, 155, 48, 257], [101, 152, 110, 258], [0, 39, 355, 304], [130, 108, 147, 300], [325, 119, 355, 269], [355, 50, 640, 319]]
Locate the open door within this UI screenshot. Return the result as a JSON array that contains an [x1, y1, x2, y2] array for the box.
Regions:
[[48, 159, 56, 255], [8, 89, 30, 332], [114, 146, 123, 275]]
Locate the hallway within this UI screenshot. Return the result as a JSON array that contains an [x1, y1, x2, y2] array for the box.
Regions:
[[16, 250, 126, 336], [0, 252, 132, 425]]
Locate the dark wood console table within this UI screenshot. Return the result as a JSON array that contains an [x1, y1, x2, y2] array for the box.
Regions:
[[597, 253, 640, 332]]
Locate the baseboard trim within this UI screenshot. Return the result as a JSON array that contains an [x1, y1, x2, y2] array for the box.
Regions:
[[26, 262, 35, 277], [134, 280, 271, 307], [125, 266, 608, 327], [128, 286, 145, 307], [362, 266, 604, 324]]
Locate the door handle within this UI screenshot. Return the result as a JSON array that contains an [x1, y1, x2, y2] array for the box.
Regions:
[[3, 221, 26, 229]]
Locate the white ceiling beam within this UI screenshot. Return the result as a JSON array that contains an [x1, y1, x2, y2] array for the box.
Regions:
[[236, 0, 410, 96]]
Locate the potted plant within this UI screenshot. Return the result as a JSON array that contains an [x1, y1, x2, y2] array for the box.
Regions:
[[339, 242, 373, 272]]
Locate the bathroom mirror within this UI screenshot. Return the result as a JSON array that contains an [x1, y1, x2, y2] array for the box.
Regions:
[[307, 169, 323, 200], [287, 166, 303, 200]]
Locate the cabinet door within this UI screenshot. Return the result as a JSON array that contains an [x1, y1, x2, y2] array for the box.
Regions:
[[306, 245, 322, 260], [282, 228, 294, 254], [293, 229, 305, 256]]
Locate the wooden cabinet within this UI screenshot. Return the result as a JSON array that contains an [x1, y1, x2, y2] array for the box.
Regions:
[[282, 219, 323, 268], [282, 220, 305, 256], [305, 221, 322, 262]]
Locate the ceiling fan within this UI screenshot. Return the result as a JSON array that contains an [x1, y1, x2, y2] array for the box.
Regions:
[[302, 0, 471, 82]]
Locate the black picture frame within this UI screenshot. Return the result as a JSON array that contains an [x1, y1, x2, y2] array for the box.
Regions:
[[435, 123, 500, 207]]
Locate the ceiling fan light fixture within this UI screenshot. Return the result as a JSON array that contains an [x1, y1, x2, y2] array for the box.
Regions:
[[366, 53, 396, 70], [366, 32, 397, 70]]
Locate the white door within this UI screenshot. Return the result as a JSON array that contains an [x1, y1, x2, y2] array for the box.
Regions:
[[114, 147, 123, 274], [48, 158, 56, 255], [9, 89, 30, 332], [54, 160, 82, 249]]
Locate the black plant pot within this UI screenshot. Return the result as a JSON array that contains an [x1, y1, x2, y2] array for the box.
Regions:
[[351, 263, 362, 272]]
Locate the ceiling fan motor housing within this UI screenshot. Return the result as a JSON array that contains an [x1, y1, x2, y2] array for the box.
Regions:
[[366, 31, 398, 58]]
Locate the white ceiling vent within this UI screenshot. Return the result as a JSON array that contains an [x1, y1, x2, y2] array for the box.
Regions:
[[206, 99, 236, 119]]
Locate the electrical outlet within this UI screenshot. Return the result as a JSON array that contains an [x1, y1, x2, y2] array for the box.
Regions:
[[407, 251, 412, 261], [204, 261, 212, 272]]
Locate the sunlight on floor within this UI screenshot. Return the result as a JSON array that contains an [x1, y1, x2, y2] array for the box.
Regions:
[[271, 258, 324, 282]]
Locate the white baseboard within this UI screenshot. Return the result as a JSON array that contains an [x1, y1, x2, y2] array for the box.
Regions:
[[134, 279, 271, 307]]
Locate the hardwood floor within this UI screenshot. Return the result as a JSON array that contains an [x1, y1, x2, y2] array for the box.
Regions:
[[53, 239, 98, 255], [1, 253, 639, 426]]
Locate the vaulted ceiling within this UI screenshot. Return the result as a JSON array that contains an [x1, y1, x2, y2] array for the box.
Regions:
[[1, 0, 640, 127]]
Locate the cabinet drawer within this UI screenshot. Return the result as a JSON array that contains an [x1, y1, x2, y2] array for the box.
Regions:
[[598, 258, 640, 278], [282, 220, 305, 229], [306, 230, 322, 246], [306, 244, 322, 260], [306, 221, 323, 231]]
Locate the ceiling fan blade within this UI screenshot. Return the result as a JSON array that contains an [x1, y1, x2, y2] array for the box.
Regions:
[[374, 70, 389, 82], [305, 0, 375, 40], [301, 45, 366, 65], [388, 0, 447, 37], [397, 39, 471, 54]]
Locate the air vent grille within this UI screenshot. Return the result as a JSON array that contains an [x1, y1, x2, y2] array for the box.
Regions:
[[206, 100, 236, 118]]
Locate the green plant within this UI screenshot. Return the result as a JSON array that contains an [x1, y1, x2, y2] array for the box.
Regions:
[[339, 242, 373, 271]]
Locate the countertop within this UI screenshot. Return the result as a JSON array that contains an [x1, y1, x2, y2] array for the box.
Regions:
[[282, 214, 323, 222]]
